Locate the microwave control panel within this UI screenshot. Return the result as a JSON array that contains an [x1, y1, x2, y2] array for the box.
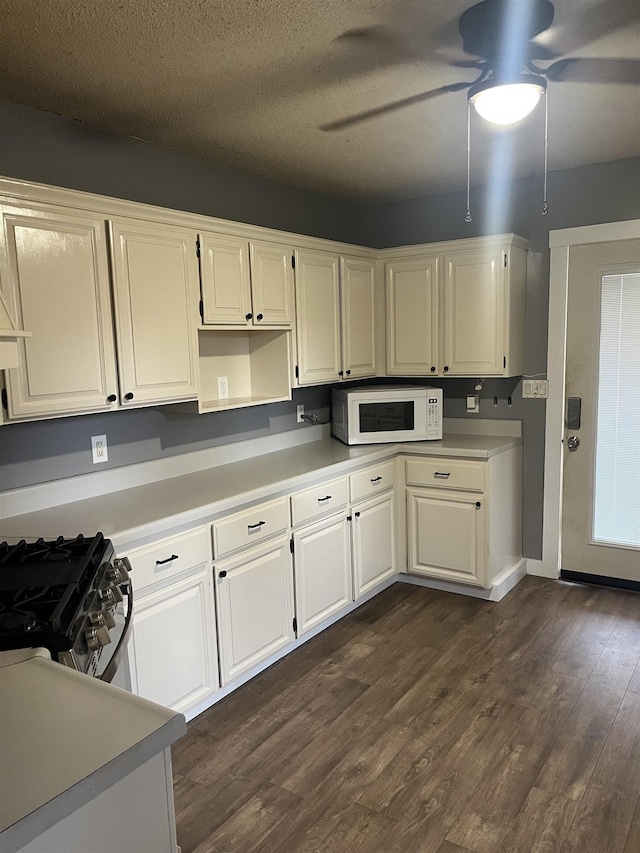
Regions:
[[427, 397, 441, 437]]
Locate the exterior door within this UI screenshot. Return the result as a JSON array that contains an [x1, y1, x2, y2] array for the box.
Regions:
[[562, 239, 640, 583]]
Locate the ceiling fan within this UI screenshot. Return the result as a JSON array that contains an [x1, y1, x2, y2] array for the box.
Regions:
[[322, 0, 640, 131]]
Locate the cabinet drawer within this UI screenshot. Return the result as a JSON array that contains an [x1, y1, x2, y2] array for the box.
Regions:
[[125, 527, 210, 593], [405, 458, 484, 492], [213, 497, 289, 559], [350, 460, 395, 503], [291, 477, 348, 527]]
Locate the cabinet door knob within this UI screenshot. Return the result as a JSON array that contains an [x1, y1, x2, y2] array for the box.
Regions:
[[355, 511, 361, 518], [218, 570, 227, 578], [339, 370, 344, 377], [124, 392, 134, 401], [346, 369, 351, 376], [107, 394, 117, 403], [443, 366, 449, 373], [430, 366, 436, 372], [475, 501, 481, 508], [245, 312, 252, 321], [256, 313, 264, 321]]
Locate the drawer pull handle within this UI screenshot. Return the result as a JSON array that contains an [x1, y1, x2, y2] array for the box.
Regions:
[[318, 495, 332, 502], [219, 570, 227, 578], [248, 521, 266, 530], [155, 554, 179, 565], [370, 476, 383, 483], [434, 472, 451, 479]]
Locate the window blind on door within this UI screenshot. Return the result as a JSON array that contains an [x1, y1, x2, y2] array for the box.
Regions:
[[593, 271, 640, 548]]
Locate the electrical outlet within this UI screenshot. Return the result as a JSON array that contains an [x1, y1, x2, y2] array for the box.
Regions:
[[217, 376, 229, 400], [91, 434, 108, 464], [296, 404, 305, 423]]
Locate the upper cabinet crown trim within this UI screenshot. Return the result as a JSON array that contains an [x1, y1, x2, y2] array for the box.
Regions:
[[379, 233, 530, 259], [0, 176, 375, 260]]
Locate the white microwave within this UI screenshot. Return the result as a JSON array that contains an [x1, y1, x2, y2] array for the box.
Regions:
[[331, 386, 443, 445]]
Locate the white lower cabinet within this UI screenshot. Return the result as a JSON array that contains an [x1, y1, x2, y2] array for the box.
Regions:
[[215, 537, 295, 685], [125, 529, 219, 715], [407, 488, 486, 586], [352, 492, 396, 598], [293, 513, 352, 637]]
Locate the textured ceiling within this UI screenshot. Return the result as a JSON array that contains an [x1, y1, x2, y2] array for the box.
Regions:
[[0, 0, 638, 203]]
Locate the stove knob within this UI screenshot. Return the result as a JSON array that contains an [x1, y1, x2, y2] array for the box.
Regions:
[[85, 624, 111, 651], [110, 557, 131, 584], [100, 584, 123, 607], [89, 611, 106, 628]]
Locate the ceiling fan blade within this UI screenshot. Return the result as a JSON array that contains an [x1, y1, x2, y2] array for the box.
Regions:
[[320, 83, 470, 131], [545, 58, 640, 85], [542, 1, 638, 57]]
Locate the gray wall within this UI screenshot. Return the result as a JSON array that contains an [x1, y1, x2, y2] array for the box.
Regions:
[[0, 97, 638, 561], [363, 157, 640, 558]]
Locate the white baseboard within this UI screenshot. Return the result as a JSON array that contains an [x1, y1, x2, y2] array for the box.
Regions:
[[397, 558, 528, 602], [526, 558, 559, 579]]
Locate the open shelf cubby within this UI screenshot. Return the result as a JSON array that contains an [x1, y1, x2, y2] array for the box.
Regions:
[[196, 328, 292, 413]]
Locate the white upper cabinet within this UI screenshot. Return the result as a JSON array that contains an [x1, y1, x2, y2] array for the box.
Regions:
[[384, 237, 526, 378], [294, 250, 376, 385], [294, 249, 342, 384], [386, 257, 439, 377], [0, 204, 119, 419], [109, 218, 199, 406], [340, 256, 377, 379], [443, 248, 504, 375], [199, 232, 252, 326], [249, 241, 294, 327], [199, 235, 293, 328]]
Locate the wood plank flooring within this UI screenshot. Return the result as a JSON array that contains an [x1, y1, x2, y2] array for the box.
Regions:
[[172, 577, 640, 853]]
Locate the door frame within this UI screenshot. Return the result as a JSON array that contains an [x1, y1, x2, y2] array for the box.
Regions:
[[533, 219, 640, 579]]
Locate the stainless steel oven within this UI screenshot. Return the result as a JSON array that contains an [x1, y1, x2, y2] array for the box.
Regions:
[[0, 534, 133, 682]]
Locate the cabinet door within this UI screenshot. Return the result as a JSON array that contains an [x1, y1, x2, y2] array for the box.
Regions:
[[129, 567, 219, 714], [200, 232, 251, 325], [294, 250, 341, 384], [352, 492, 396, 599], [340, 256, 376, 379], [386, 257, 439, 376], [294, 514, 351, 636], [215, 538, 295, 685], [407, 488, 487, 587], [443, 249, 505, 375], [0, 205, 118, 419], [109, 219, 199, 405], [249, 241, 294, 327]]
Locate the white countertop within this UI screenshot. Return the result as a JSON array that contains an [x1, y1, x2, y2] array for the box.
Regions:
[[0, 434, 521, 549], [0, 648, 186, 853]]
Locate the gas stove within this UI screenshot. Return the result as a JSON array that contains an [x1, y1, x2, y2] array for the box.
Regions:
[[0, 533, 132, 681]]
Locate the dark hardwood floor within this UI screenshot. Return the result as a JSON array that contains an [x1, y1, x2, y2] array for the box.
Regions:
[[171, 577, 640, 853]]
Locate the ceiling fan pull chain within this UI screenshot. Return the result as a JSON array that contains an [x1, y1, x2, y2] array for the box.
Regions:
[[542, 91, 549, 215], [465, 101, 473, 223]]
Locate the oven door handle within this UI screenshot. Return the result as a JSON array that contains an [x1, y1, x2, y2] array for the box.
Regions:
[[100, 581, 134, 684]]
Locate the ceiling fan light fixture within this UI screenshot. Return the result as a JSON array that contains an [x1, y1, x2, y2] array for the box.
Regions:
[[468, 75, 547, 125]]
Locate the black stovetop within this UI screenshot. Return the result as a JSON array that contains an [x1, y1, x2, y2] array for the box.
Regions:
[[0, 533, 113, 651]]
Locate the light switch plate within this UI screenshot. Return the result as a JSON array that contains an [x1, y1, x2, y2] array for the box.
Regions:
[[522, 380, 549, 398]]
